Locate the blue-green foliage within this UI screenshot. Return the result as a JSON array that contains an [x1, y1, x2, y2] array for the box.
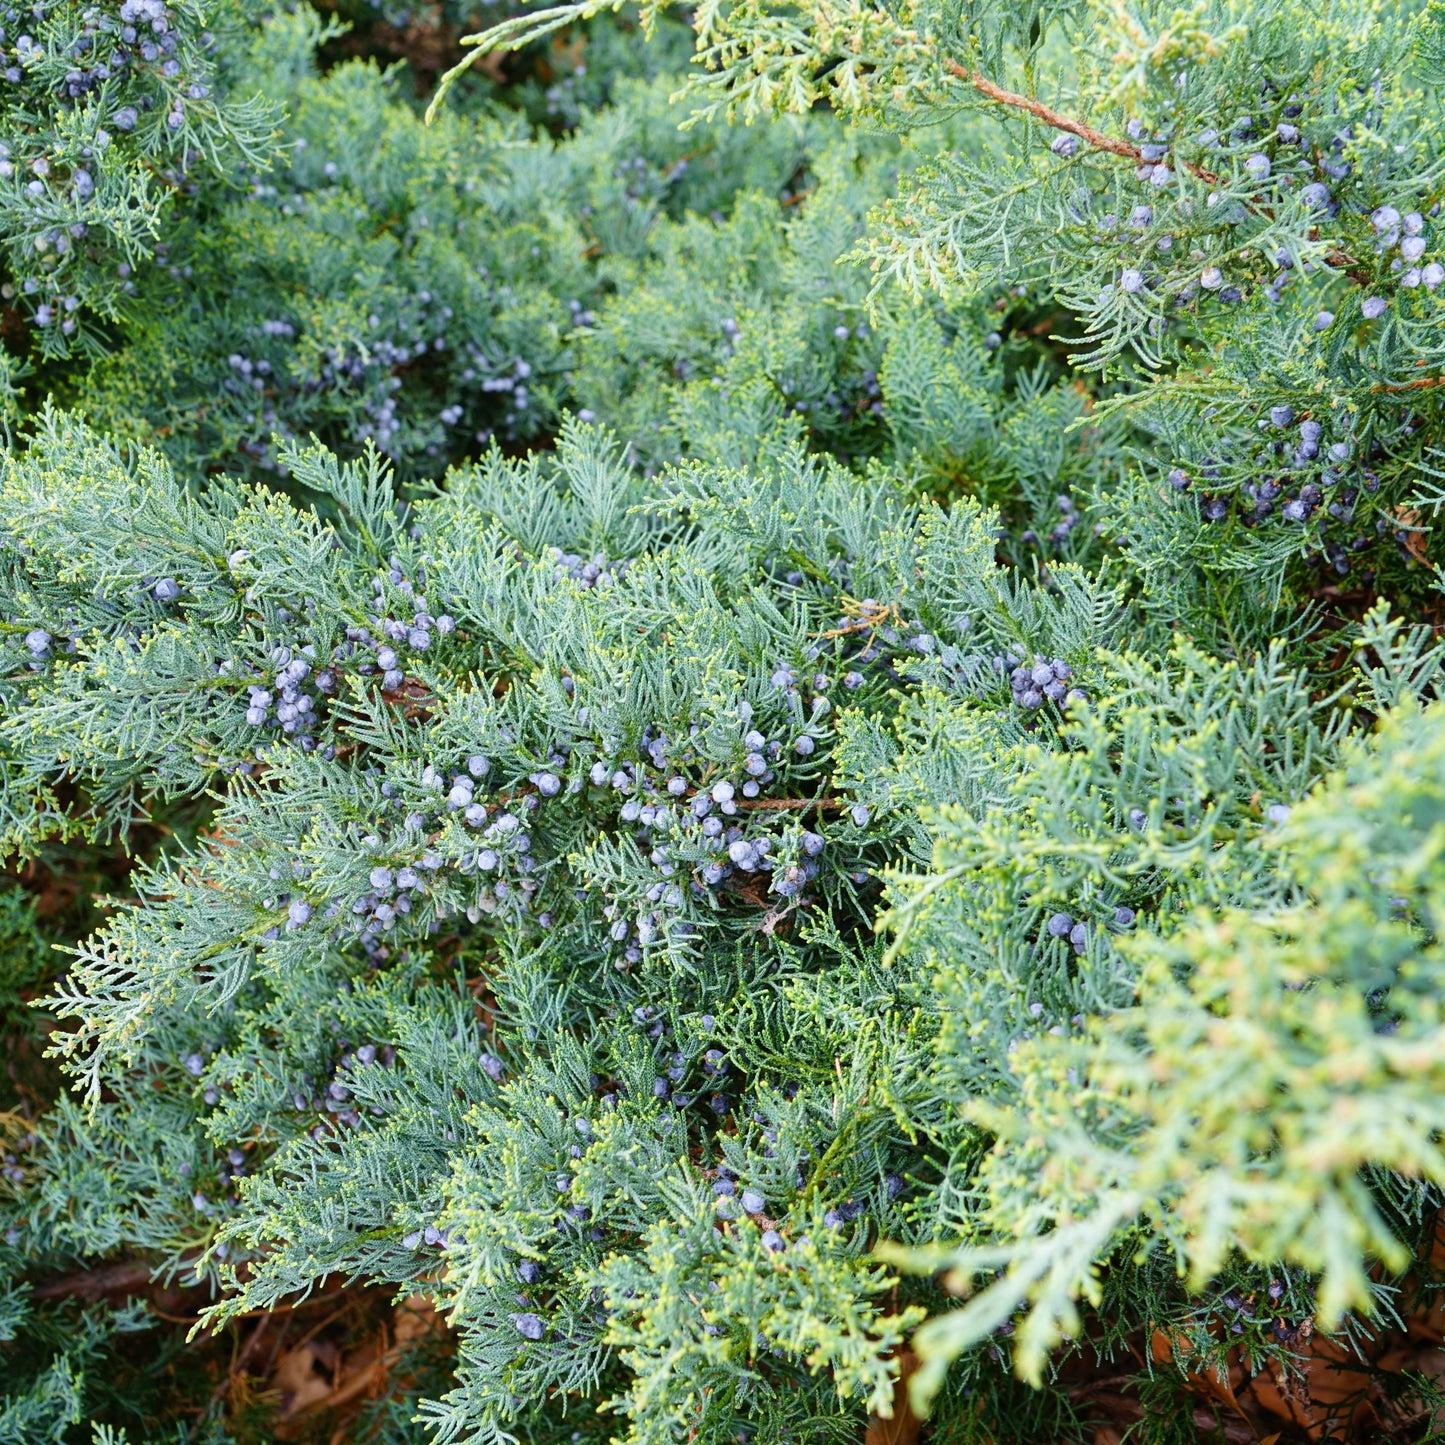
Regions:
[[0, 0, 278, 368], [1, 0, 1445, 1440]]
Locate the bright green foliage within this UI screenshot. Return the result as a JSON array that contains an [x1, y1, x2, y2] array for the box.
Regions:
[[874, 627, 1445, 1398]]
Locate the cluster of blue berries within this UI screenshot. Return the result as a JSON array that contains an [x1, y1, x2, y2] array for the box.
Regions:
[[1169, 403, 1393, 574], [1372, 206, 1442, 294], [363, 750, 546, 937], [237, 643, 329, 741], [1006, 656, 1086, 711], [353, 586, 455, 686], [811, 598, 940, 698], [1021, 494, 1084, 551], [220, 552, 456, 754], [583, 705, 840, 964], [638, 1013, 741, 1116], [336, 848, 443, 948], [224, 350, 272, 396], [548, 547, 627, 590], [302, 1039, 396, 1132]]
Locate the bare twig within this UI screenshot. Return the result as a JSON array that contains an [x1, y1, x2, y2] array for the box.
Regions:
[[31, 1258, 158, 1301], [943, 60, 1385, 285], [942, 60, 1220, 185], [1375, 374, 1445, 393]]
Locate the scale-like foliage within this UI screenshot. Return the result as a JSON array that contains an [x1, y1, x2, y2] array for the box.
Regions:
[[1, 0, 1444, 1439]]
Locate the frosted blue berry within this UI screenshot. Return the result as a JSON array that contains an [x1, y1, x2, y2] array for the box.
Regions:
[[24, 629, 51, 656], [741, 1189, 766, 1215], [760, 1229, 784, 1252], [1051, 134, 1078, 158], [1425, 263, 1445, 290], [1361, 296, 1387, 319], [369, 865, 394, 890], [184, 1053, 204, 1075], [286, 899, 312, 927], [1300, 182, 1332, 210], [1120, 268, 1144, 294], [1371, 206, 1401, 232], [1128, 808, 1147, 830], [407, 628, 431, 650], [535, 772, 561, 796], [1266, 803, 1291, 824], [850, 803, 870, 827], [1269, 405, 1294, 428], [793, 735, 815, 756], [512, 1313, 545, 1340], [1046, 912, 1073, 938], [1113, 905, 1136, 926], [1068, 922, 1087, 949], [1244, 153, 1270, 179], [153, 577, 180, 602], [801, 831, 825, 856], [383, 669, 404, 690], [1313, 311, 1335, 330]]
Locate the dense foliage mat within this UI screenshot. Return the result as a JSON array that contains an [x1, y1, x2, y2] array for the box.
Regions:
[[2, 0, 1445, 1441]]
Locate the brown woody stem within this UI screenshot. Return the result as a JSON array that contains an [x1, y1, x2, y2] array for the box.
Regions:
[[943, 59, 1220, 185]]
